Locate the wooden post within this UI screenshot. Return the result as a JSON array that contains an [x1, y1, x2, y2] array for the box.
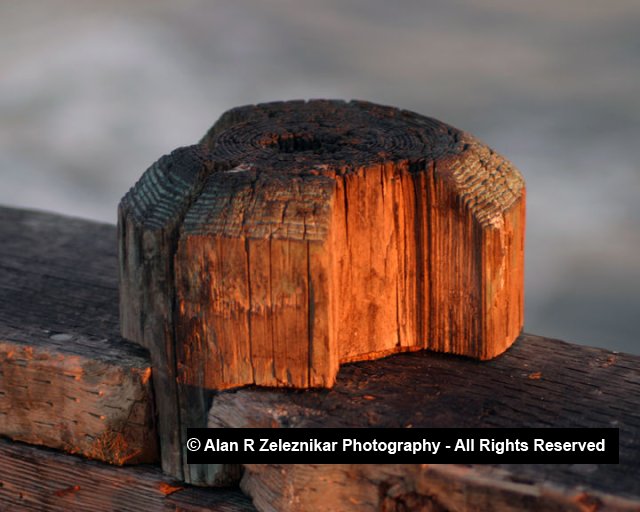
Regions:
[[3, 206, 640, 509], [118, 100, 525, 484]]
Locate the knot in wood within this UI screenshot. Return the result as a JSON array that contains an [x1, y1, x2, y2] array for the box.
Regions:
[[119, 99, 525, 392]]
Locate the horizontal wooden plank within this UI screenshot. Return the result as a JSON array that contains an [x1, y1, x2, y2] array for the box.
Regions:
[[0, 438, 255, 512], [209, 332, 640, 506], [240, 464, 640, 512], [1, 206, 639, 510], [0, 206, 157, 464]]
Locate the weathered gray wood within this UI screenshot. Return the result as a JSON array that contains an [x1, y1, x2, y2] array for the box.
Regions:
[[0, 206, 157, 465], [240, 464, 640, 512], [209, 333, 640, 509], [0, 437, 255, 512], [2, 206, 639, 510], [118, 147, 236, 484]]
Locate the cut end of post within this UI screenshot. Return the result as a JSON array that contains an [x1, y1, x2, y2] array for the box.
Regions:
[[118, 99, 525, 484], [119, 99, 525, 393]]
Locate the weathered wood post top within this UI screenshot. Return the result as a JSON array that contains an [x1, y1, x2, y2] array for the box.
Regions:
[[119, 99, 525, 392]]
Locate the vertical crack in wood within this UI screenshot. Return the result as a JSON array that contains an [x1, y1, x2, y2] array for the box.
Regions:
[[244, 237, 255, 385], [119, 100, 525, 485], [306, 241, 313, 388]]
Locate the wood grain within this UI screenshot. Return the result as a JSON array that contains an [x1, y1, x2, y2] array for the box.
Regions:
[[122, 100, 525, 388], [118, 147, 215, 479], [119, 100, 525, 482], [0, 207, 157, 465], [1, 207, 638, 510], [209, 333, 640, 509], [240, 464, 640, 512], [0, 438, 255, 512]]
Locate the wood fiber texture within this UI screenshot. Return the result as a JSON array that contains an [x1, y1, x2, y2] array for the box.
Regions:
[[0, 437, 255, 512], [209, 333, 640, 511], [119, 99, 525, 388], [239, 464, 640, 512], [1, 207, 638, 510], [0, 207, 157, 465], [118, 99, 526, 483]]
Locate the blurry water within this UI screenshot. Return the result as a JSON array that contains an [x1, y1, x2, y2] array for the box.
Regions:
[[1, 0, 638, 353]]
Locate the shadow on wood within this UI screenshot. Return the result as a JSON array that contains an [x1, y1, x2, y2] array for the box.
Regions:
[[118, 100, 525, 484], [0, 206, 638, 510]]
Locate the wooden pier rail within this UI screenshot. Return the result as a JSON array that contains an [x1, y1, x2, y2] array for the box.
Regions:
[[118, 100, 525, 484], [0, 206, 639, 510]]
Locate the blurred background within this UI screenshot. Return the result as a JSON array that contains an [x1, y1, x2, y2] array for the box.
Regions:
[[1, 0, 638, 353]]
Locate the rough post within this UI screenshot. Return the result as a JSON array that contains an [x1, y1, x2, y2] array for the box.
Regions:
[[118, 100, 525, 484]]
